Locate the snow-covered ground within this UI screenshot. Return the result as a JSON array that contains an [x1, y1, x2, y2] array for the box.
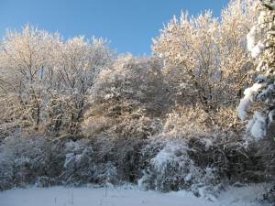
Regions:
[[0, 184, 271, 206]]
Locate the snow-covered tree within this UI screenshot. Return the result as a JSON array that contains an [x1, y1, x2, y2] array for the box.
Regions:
[[0, 26, 61, 131], [82, 55, 167, 137], [0, 26, 114, 135], [45, 36, 113, 134], [238, 0, 275, 141], [153, 0, 258, 109]]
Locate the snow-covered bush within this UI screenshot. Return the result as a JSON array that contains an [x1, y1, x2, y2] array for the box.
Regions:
[[0, 134, 65, 190], [0, 134, 143, 190], [138, 134, 269, 198], [62, 139, 119, 186], [138, 137, 222, 199], [0, 135, 122, 189], [83, 118, 159, 183]]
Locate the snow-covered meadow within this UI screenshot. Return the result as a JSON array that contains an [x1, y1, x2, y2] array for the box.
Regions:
[[0, 184, 272, 206]]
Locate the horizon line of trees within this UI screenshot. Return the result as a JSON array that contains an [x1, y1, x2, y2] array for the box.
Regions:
[[0, 0, 258, 140]]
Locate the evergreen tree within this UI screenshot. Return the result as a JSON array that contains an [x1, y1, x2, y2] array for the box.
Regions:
[[238, 0, 275, 141]]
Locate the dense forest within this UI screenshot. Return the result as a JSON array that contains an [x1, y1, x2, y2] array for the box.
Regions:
[[0, 0, 274, 203]]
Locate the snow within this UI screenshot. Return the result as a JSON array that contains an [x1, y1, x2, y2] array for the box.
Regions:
[[246, 25, 265, 59], [251, 42, 265, 59], [238, 83, 263, 121], [151, 141, 189, 171], [247, 26, 256, 52], [0, 184, 271, 206], [140, 140, 217, 193], [247, 112, 267, 141], [64, 153, 75, 169]]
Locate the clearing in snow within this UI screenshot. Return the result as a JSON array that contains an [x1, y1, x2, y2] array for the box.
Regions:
[[0, 184, 272, 206]]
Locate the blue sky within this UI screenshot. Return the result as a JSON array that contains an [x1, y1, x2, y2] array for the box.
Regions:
[[0, 0, 229, 55]]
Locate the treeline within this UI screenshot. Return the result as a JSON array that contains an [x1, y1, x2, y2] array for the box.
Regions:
[[0, 0, 274, 203], [0, 0, 256, 139]]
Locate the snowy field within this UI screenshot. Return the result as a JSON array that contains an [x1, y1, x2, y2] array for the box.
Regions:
[[0, 184, 272, 206]]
